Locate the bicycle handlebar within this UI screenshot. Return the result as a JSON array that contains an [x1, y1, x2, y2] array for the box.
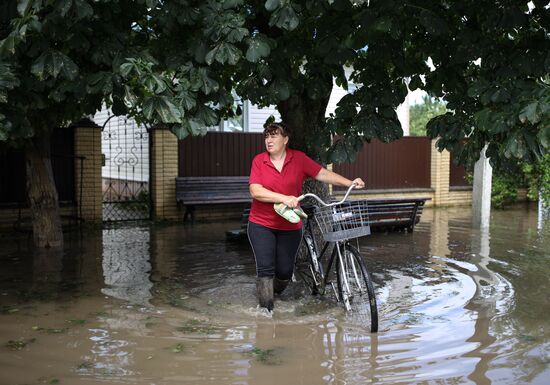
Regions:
[[297, 183, 357, 207]]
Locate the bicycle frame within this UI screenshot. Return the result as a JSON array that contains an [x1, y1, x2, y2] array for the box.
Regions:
[[302, 215, 349, 295], [297, 184, 378, 331]]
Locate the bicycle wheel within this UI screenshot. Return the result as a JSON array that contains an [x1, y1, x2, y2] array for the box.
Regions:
[[296, 231, 325, 295], [336, 243, 378, 332]]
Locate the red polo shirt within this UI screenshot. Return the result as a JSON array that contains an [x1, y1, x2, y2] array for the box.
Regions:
[[248, 149, 322, 230]]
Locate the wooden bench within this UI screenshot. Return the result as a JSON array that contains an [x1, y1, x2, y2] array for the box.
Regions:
[[226, 197, 430, 241], [175, 176, 251, 222], [362, 197, 429, 232]]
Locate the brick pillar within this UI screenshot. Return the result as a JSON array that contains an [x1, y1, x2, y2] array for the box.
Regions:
[[74, 118, 102, 222], [430, 139, 450, 206], [151, 127, 179, 220]]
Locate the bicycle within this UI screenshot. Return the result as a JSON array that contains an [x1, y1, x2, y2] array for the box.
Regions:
[[295, 184, 379, 333]]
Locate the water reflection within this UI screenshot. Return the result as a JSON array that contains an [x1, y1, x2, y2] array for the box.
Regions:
[[101, 227, 153, 306], [0, 206, 549, 385], [84, 327, 135, 378], [539, 197, 549, 230]]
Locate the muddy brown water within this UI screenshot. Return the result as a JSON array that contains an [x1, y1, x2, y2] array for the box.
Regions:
[[1, 204, 549, 385]]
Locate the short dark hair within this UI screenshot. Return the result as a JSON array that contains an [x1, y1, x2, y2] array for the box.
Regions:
[[264, 122, 291, 138]]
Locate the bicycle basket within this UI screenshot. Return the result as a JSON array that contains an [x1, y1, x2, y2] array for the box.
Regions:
[[313, 200, 371, 242]]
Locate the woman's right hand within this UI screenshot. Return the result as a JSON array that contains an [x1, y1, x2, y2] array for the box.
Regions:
[[282, 195, 299, 208]]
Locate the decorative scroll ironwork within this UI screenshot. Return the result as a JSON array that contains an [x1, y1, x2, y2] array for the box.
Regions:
[[101, 114, 150, 221]]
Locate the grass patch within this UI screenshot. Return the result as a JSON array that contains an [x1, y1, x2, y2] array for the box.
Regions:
[[171, 343, 185, 353], [244, 346, 282, 365], [519, 334, 537, 342], [66, 319, 86, 325], [176, 319, 215, 335], [89, 311, 109, 317], [76, 361, 94, 370], [6, 338, 36, 350]]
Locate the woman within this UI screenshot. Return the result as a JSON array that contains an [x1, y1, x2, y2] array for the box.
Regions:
[[248, 122, 365, 311]]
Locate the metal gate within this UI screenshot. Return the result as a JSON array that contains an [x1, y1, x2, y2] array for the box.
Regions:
[[100, 113, 151, 221]]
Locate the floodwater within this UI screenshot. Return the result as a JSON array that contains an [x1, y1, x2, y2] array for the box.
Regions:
[[0, 204, 549, 385]]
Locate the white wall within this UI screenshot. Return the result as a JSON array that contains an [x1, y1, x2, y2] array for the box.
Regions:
[[247, 102, 281, 132]]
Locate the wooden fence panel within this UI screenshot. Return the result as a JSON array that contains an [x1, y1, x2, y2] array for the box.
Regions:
[[178, 132, 264, 177], [333, 137, 432, 190], [449, 152, 470, 187], [178, 133, 433, 191]]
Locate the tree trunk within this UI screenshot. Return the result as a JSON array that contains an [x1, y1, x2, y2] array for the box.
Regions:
[[25, 133, 64, 248], [278, 85, 332, 202], [278, 87, 334, 264], [278, 93, 329, 160]]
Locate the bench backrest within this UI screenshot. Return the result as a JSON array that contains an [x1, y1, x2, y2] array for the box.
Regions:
[[365, 198, 427, 231], [176, 176, 251, 204]]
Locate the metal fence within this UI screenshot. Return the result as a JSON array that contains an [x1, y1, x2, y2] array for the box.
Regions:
[[100, 114, 150, 222]]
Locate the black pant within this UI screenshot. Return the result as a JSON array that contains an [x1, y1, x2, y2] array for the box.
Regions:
[[247, 221, 303, 279]]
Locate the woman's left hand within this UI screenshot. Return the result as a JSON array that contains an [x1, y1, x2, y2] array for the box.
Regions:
[[351, 178, 365, 189]]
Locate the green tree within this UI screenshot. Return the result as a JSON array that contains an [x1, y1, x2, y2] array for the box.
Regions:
[[409, 95, 447, 136], [2, 0, 550, 247], [0, 0, 230, 247]]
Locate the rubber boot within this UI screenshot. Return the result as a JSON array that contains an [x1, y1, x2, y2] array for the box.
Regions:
[[273, 277, 290, 295], [256, 277, 274, 311]]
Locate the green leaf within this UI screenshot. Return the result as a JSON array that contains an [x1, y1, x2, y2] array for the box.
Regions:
[[171, 123, 191, 140], [196, 105, 218, 126], [205, 46, 218, 65], [519, 102, 540, 124], [144, 74, 167, 94], [17, 0, 31, 15], [87, 72, 113, 94], [178, 90, 197, 110], [223, 0, 244, 9], [0, 123, 8, 141], [188, 118, 205, 135], [490, 88, 510, 104], [0, 33, 16, 55], [30, 52, 47, 80], [227, 27, 249, 43], [538, 124, 550, 149], [112, 97, 127, 116], [205, 43, 241, 65], [271, 79, 290, 100], [143, 96, 183, 123], [373, 17, 392, 33], [190, 68, 219, 95], [119, 62, 135, 78], [408, 75, 423, 91], [0, 64, 19, 100], [246, 38, 271, 62], [59, 53, 79, 80], [265, 0, 281, 11], [31, 51, 79, 80], [418, 10, 448, 36], [269, 5, 300, 31], [74, 0, 94, 19], [58, 0, 73, 17]]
